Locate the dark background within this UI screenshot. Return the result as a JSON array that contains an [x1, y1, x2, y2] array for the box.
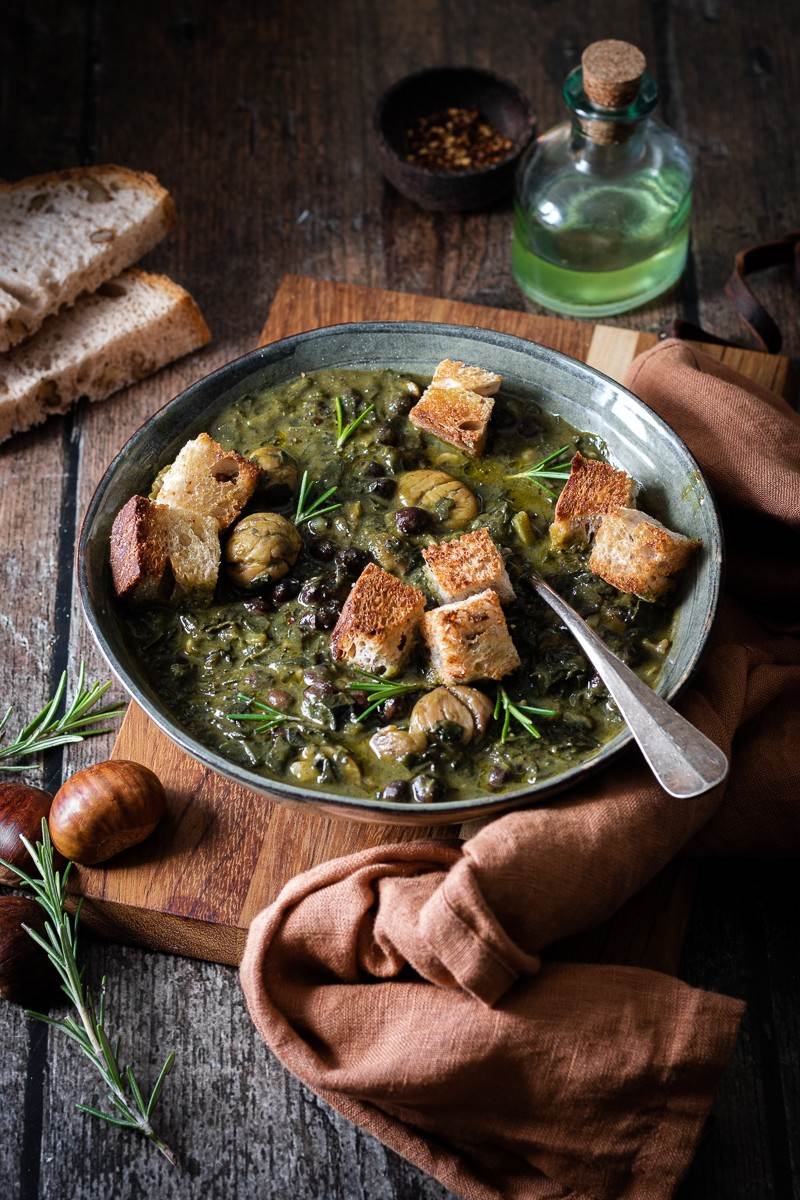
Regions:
[[1, 2, 798, 1197]]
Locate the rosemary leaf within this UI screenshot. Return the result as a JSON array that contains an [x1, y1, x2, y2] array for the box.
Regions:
[[334, 396, 375, 450], [0, 664, 125, 771], [345, 672, 426, 723], [227, 694, 305, 735], [508, 444, 574, 498], [0, 822, 177, 1165], [294, 470, 342, 525], [494, 687, 557, 743]]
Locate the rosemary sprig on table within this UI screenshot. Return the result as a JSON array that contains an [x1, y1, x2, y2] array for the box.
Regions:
[[334, 395, 375, 450], [0, 822, 177, 1164], [345, 673, 426, 723], [508, 444, 573, 499], [227, 694, 305, 735], [0, 663, 125, 771], [294, 470, 341, 525], [493, 687, 557, 743]]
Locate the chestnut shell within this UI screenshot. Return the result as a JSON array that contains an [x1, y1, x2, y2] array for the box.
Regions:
[[49, 760, 166, 866], [0, 782, 57, 885], [0, 895, 60, 1007]]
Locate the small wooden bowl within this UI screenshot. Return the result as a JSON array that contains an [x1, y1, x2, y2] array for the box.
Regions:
[[374, 67, 535, 212]]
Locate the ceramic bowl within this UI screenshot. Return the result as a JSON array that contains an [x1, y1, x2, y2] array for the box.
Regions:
[[80, 323, 722, 825], [374, 67, 534, 211]]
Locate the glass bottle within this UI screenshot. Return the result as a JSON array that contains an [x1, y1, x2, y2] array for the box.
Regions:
[[512, 40, 693, 317]]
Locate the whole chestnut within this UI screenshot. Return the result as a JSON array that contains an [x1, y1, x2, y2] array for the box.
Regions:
[[49, 760, 166, 866], [0, 782, 59, 884], [0, 896, 59, 1007]]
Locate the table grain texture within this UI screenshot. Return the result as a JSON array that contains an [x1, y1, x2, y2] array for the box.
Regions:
[[1, 2, 798, 1198]]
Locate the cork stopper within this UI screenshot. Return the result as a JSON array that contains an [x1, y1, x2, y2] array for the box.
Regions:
[[581, 40, 646, 110]]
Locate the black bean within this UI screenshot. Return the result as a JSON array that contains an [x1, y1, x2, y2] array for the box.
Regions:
[[519, 416, 543, 439], [304, 681, 336, 701], [308, 537, 336, 561], [386, 393, 415, 417], [299, 580, 323, 605], [379, 696, 407, 722], [336, 546, 368, 576], [487, 765, 509, 790], [303, 665, 333, 685], [394, 506, 431, 536], [411, 775, 440, 804], [375, 422, 398, 445], [272, 578, 300, 604], [349, 690, 369, 710], [243, 597, 270, 614], [267, 689, 294, 711], [366, 477, 396, 499], [364, 460, 385, 478], [317, 604, 340, 631], [380, 780, 410, 803], [298, 612, 319, 632]]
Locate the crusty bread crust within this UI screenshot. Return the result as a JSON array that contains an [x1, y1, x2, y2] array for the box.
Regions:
[[110, 495, 170, 603], [409, 383, 494, 458], [432, 359, 502, 397], [422, 589, 520, 685], [549, 452, 637, 547], [330, 563, 426, 676], [423, 527, 515, 604], [588, 508, 700, 601], [156, 433, 260, 531]]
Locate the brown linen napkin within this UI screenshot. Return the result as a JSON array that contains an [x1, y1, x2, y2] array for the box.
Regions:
[[241, 342, 800, 1200]]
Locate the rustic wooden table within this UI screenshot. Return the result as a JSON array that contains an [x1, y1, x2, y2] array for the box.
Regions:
[[1, 2, 798, 1197]]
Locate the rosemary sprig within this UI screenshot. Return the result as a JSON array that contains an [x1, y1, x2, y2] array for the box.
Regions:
[[0, 662, 125, 771], [0, 822, 177, 1164], [334, 395, 375, 450], [493, 687, 557, 743], [226, 694, 305, 735], [508, 444, 573, 498], [344, 672, 426, 723], [294, 470, 341, 525]]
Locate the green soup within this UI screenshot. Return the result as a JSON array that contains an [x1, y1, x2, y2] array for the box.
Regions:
[[121, 368, 674, 802]]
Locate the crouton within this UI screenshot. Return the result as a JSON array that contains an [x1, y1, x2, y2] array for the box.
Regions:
[[155, 432, 261, 530], [409, 384, 494, 458], [329, 563, 426, 677], [422, 589, 520, 685], [110, 495, 220, 605], [432, 359, 502, 397], [588, 508, 700, 601], [423, 527, 515, 604], [549, 452, 637, 548]]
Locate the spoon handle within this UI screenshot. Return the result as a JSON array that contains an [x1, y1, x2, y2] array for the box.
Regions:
[[529, 574, 728, 799]]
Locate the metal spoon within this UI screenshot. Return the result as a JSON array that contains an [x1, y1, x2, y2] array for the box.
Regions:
[[527, 573, 729, 799]]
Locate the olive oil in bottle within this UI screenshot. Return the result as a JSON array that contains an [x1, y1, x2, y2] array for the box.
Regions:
[[512, 40, 692, 317]]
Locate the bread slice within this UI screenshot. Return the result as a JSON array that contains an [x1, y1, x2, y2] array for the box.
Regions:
[[432, 359, 502, 397], [0, 269, 211, 443], [110, 495, 220, 605], [409, 383, 494, 458], [423, 527, 515, 604], [422, 589, 520, 685], [156, 432, 261, 532], [0, 165, 175, 351], [329, 563, 426, 677], [588, 508, 700, 601], [549, 452, 638, 548]]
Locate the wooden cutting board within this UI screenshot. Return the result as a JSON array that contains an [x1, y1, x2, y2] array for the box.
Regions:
[[72, 274, 790, 967]]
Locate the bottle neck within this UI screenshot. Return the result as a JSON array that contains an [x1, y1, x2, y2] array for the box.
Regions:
[[562, 64, 658, 149]]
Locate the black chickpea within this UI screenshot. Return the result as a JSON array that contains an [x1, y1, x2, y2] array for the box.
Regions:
[[380, 780, 410, 803]]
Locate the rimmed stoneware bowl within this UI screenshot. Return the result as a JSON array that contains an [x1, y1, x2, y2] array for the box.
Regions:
[[80, 323, 722, 826]]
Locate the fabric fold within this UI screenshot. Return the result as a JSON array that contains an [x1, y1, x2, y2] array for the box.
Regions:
[[241, 342, 799, 1200]]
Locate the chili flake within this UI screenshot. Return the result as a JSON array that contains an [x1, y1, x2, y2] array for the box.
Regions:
[[404, 107, 514, 172]]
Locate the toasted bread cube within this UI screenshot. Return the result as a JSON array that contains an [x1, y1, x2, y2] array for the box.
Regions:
[[409, 384, 494, 458], [432, 359, 502, 397], [549, 452, 637, 548], [423, 527, 515, 605], [110, 495, 220, 605], [156, 432, 261, 530], [589, 508, 700, 601], [422, 589, 520, 685], [329, 563, 426, 677]]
